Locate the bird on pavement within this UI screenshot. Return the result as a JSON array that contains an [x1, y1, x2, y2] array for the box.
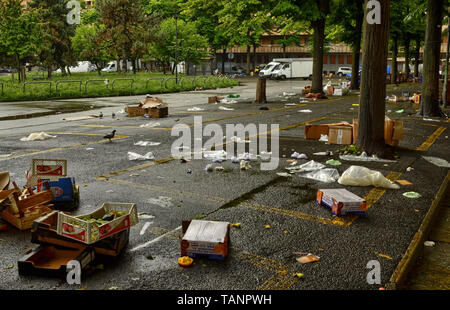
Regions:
[[104, 130, 116, 142]]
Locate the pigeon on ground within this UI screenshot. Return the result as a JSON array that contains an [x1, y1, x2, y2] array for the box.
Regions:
[[99, 112, 103, 118], [104, 130, 116, 142]]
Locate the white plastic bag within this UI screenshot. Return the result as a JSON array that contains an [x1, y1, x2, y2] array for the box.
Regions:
[[287, 160, 325, 172], [134, 141, 161, 147], [20, 132, 56, 141], [422, 156, 450, 168], [127, 151, 155, 161], [338, 165, 400, 189], [299, 168, 340, 183]]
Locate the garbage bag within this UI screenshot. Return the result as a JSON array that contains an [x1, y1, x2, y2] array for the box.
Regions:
[[299, 168, 340, 183], [20, 132, 56, 141], [338, 165, 400, 189], [287, 160, 325, 172]]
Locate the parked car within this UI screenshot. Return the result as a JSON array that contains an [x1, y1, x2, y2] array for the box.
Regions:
[[336, 67, 352, 77], [217, 62, 245, 74], [0, 68, 11, 73]]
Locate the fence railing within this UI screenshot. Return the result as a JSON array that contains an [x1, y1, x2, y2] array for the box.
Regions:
[[84, 79, 109, 93], [145, 77, 165, 89], [112, 78, 134, 92], [164, 77, 178, 88], [23, 81, 52, 94], [56, 80, 82, 93], [0, 82, 3, 95]]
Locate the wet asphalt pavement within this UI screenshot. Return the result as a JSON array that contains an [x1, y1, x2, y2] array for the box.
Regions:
[[0, 79, 449, 290]]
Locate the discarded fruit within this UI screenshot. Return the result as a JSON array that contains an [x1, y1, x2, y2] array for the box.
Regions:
[[232, 223, 241, 228], [178, 256, 194, 267]]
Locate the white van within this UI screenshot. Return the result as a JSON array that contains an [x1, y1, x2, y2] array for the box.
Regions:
[[259, 58, 313, 80], [102, 62, 117, 73]]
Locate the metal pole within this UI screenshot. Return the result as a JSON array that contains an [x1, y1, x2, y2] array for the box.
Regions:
[[175, 14, 178, 84]]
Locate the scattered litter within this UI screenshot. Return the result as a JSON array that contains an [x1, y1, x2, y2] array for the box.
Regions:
[[231, 223, 241, 228], [283, 92, 296, 96], [339, 152, 396, 163], [147, 196, 173, 208], [134, 141, 161, 147], [108, 286, 119, 290], [395, 109, 404, 114], [423, 118, 440, 122], [403, 192, 422, 199], [259, 151, 272, 161], [228, 94, 240, 98], [230, 136, 251, 143], [287, 160, 325, 172], [215, 166, 224, 172], [106, 190, 114, 193], [338, 166, 400, 189], [424, 241, 435, 247], [285, 103, 297, 106], [317, 188, 366, 216], [187, 107, 204, 111], [140, 222, 153, 235], [298, 109, 312, 113], [396, 180, 413, 186], [5, 264, 14, 269], [178, 256, 194, 267], [139, 122, 160, 128], [297, 254, 320, 264], [130, 174, 139, 177], [138, 213, 155, 220], [313, 151, 333, 156], [205, 164, 214, 172], [406, 167, 414, 172], [238, 152, 257, 161], [204, 150, 227, 162], [219, 106, 234, 111], [20, 132, 56, 141], [187, 169, 192, 174], [325, 159, 341, 166], [377, 253, 393, 260], [219, 99, 237, 104], [231, 157, 240, 164], [277, 172, 292, 177], [131, 278, 140, 281], [291, 152, 308, 159], [293, 273, 304, 279], [264, 225, 271, 229], [85, 148, 94, 151], [240, 160, 251, 170], [352, 104, 359, 106], [127, 151, 155, 161], [422, 156, 450, 168], [0, 154, 12, 158], [300, 168, 340, 183], [319, 134, 328, 142]]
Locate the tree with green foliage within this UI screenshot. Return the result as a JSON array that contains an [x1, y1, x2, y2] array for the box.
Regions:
[[96, 0, 150, 74], [29, 0, 77, 78], [0, 0, 43, 82], [150, 17, 209, 75], [328, 0, 363, 89], [272, 0, 330, 93], [71, 10, 110, 75]]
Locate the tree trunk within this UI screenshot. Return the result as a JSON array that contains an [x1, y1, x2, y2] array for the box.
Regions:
[[282, 44, 286, 58], [350, 0, 363, 90], [392, 35, 398, 84], [414, 38, 420, 78], [404, 36, 411, 78], [311, 18, 326, 93], [116, 59, 121, 72], [254, 78, 267, 104], [419, 0, 443, 117], [442, 8, 450, 108], [47, 64, 52, 79], [253, 44, 257, 72], [67, 66, 71, 76], [222, 48, 226, 74], [246, 45, 251, 75], [356, 0, 390, 157], [61, 66, 67, 77]]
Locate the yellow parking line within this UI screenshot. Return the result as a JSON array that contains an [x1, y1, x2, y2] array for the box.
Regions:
[[416, 126, 446, 151], [0, 136, 128, 161], [46, 132, 127, 138]]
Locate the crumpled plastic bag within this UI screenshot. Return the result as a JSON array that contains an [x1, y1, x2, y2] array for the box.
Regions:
[[422, 156, 450, 168], [134, 141, 161, 146], [287, 160, 325, 172], [339, 152, 396, 163], [291, 152, 308, 159], [127, 151, 155, 161], [204, 150, 227, 162], [299, 168, 340, 183], [219, 106, 234, 111], [319, 134, 328, 142], [338, 165, 400, 189], [20, 132, 56, 141], [187, 107, 204, 111], [140, 122, 160, 128]]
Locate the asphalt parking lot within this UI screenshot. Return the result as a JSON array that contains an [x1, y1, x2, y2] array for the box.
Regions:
[[0, 79, 449, 290]]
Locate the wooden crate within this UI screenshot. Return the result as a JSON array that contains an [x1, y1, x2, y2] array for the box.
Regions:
[[1, 205, 53, 230], [125, 106, 146, 117], [148, 106, 168, 118]]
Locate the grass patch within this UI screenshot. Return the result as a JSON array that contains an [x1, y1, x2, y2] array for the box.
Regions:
[[0, 72, 238, 102]]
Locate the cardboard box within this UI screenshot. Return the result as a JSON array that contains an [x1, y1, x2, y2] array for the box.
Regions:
[[180, 220, 230, 261], [208, 96, 225, 104], [125, 96, 169, 118], [18, 245, 95, 278], [317, 189, 366, 216], [352, 119, 403, 146], [57, 202, 138, 244], [32, 211, 130, 257], [304, 122, 353, 141], [328, 126, 353, 145], [26, 159, 67, 187]]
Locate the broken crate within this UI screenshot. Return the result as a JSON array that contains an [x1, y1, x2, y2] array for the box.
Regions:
[[57, 202, 138, 244]]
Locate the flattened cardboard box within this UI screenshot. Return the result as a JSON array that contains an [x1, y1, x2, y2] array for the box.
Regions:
[[180, 220, 230, 261], [304, 122, 352, 140], [327, 126, 353, 145], [317, 189, 366, 216]]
